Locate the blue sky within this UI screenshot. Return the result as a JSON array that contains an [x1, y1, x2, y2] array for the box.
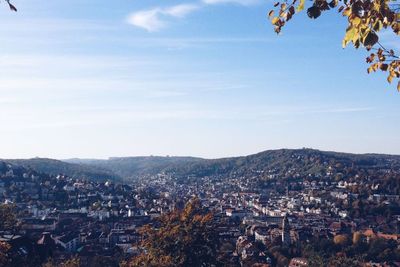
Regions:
[[0, 0, 399, 159]]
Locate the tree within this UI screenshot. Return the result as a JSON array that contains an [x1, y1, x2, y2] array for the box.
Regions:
[[125, 198, 220, 267], [352, 231, 362, 245], [0, 242, 11, 267], [0, 204, 18, 232], [328, 256, 360, 266], [333, 234, 351, 247], [268, 0, 400, 90], [42, 257, 81, 267], [308, 254, 325, 267]]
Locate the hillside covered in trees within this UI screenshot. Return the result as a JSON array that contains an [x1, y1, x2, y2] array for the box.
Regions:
[[5, 158, 121, 182], [4, 149, 400, 185]]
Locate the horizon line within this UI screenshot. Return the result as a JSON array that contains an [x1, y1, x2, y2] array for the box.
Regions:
[[2, 147, 400, 162]]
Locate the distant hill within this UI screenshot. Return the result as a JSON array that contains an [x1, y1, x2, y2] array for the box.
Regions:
[[65, 156, 203, 180], [5, 149, 400, 182], [0, 160, 40, 178], [141, 149, 397, 179], [67, 148, 400, 181], [5, 158, 121, 182]]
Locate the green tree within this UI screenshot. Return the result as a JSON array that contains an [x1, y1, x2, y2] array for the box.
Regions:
[[269, 0, 400, 90], [308, 253, 325, 267], [328, 256, 360, 266]]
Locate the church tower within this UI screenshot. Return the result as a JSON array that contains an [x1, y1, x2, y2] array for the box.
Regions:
[[282, 215, 291, 247]]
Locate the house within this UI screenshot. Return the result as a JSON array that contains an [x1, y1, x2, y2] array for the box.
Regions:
[[21, 218, 57, 232], [289, 257, 308, 267], [362, 229, 399, 243], [55, 233, 80, 252]]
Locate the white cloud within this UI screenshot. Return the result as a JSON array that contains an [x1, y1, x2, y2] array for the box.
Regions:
[[127, 4, 200, 32], [202, 0, 261, 5], [165, 4, 199, 18], [127, 8, 166, 32], [126, 1, 263, 31]]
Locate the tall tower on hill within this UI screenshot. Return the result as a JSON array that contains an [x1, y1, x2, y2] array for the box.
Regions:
[[282, 215, 291, 247]]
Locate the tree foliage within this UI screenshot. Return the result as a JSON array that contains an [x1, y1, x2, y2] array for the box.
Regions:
[[0, 242, 11, 267], [0, 204, 18, 232], [269, 0, 400, 90], [42, 257, 81, 267], [333, 234, 351, 247], [301, 235, 400, 266], [125, 198, 219, 267]]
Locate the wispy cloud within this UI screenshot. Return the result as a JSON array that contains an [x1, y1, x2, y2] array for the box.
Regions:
[[316, 107, 374, 113], [258, 106, 374, 117], [127, 8, 166, 32], [127, 0, 261, 31], [127, 4, 200, 32], [165, 4, 200, 18]]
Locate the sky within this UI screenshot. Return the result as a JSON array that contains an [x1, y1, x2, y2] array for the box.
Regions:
[[0, 0, 399, 159]]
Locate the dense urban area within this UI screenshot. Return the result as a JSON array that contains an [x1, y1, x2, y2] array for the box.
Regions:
[[1, 149, 400, 266]]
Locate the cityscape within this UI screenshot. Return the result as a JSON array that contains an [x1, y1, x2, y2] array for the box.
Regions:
[[1, 0, 400, 266], [1, 149, 400, 266]]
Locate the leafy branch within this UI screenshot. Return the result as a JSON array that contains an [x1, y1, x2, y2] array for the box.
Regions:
[[269, 0, 400, 90]]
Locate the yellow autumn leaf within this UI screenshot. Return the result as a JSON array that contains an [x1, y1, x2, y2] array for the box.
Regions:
[[388, 74, 393, 83], [343, 8, 351, 17], [343, 26, 358, 47], [352, 17, 361, 27], [268, 10, 274, 18], [297, 0, 305, 12]]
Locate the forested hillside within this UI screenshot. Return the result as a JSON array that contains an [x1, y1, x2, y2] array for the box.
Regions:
[[69, 149, 400, 184], [6, 158, 121, 182], [5, 149, 400, 184]]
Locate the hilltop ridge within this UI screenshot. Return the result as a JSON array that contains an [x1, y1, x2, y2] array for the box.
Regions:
[[4, 148, 398, 182]]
